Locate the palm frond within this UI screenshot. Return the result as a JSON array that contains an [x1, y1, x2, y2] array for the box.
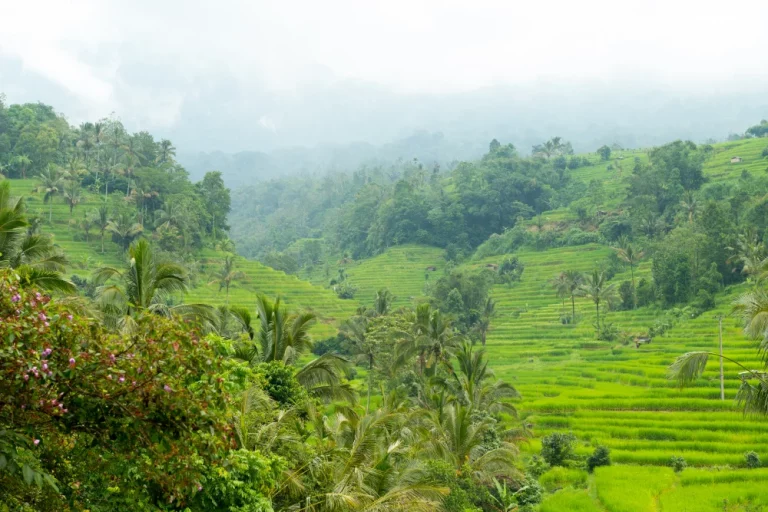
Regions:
[[668, 351, 710, 387]]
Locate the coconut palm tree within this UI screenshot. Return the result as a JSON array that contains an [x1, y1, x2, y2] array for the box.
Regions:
[[670, 288, 768, 416], [231, 295, 354, 403], [615, 240, 644, 293], [680, 190, 698, 224], [727, 229, 768, 281], [0, 181, 74, 292], [63, 181, 83, 217], [36, 165, 67, 223], [156, 139, 176, 165], [397, 304, 459, 376], [476, 297, 495, 346], [11, 154, 32, 179], [208, 255, 245, 305], [422, 402, 520, 484], [293, 407, 447, 511], [341, 316, 379, 412], [373, 287, 394, 316], [93, 204, 110, 253], [106, 212, 143, 251], [92, 238, 207, 333], [563, 270, 585, 322], [451, 342, 519, 417], [551, 272, 569, 315], [579, 270, 617, 339]]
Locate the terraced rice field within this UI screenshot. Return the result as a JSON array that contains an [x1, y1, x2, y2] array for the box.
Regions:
[[540, 466, 768, 511], [7, 179, 357, 337]]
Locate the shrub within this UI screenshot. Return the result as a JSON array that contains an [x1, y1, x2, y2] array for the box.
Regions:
[[745, 451, 761, 469], [586, 446, 611, 473], [618, 280, 635, 310], [636, 278, 655, 307], [541, 433, 576, 466], [255, 361, 308, 406], [514, 476, 542, 506], [562, 228, 603, 247], [670, 456, 687, 473], [525, 455, 550, 478]]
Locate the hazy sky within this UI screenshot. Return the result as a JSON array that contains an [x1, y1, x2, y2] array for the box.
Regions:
[[2, 0, 768, 152]]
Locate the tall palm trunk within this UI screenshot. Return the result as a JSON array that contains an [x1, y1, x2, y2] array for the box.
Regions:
[[595, 299, 600, 339], [367, 354, 374, 413], [571, 294, 576, 322]]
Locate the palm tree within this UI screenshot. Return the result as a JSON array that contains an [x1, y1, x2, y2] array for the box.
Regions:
[[670, 289, 768, 416], [94, 204, 110, 253], [63, 181, 83, 217], [563, 270, 585, 322], [615, 240, 644, 293], [551, 272, 569, 315], [36, 165, 67, 223], [294, 408, 447, 511], [341, 316, 378, 412], [231, 295, 354, 403], [680, 190, 698, 224], [0, 181, 74, 292], [579, 270, 617, 339], [373, 288, 394, 316], [93, 239, 205, 332], [727, 229, 768, 281], [397, 304, 459, 376], [106, 212, 143, 251], [476, 297, 495, 346], [208, 255, 245, 305], [423, 402, 520, 483], [11, 154, 32, 179], [156, 139, 176, 165], [80, 212, 94, 243], [451, 343, 520, 417]]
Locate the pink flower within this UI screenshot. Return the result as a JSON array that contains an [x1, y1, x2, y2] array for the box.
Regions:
[[42, 363, 48, 371], [118, 376, 125, 383], [42, 348, 52, 356], [67, 314, 73, 320], [33, 439, 40, 446], [11, 294, 20, 302], [23, 374, 29, 381], [163, 384, 172, 393], [44, 322, 49, 327], [107, 374, 113, 380], [38, 313, 46, 321], [35, 292, 41, 300], [69, 358, 76, 367], [109, 354, 116, 363], [197, 484, 203, 491]]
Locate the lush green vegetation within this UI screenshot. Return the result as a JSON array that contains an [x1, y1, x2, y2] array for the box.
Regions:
[[4, 93, 768, 510]]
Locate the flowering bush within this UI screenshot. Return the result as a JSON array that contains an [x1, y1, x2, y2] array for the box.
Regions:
[[0, 270, 278, 510]]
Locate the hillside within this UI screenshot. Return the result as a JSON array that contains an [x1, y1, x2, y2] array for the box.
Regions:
[[274, 136, 768, 509], [7, 178, 356, 337]]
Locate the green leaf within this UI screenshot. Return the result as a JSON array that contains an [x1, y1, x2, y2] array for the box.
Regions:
[[43, 473, 59, 492], [22, 463, 34, 485], [0, 454, 7, 470], [668, 351, 710, 387], [34, 471, 43, 488]]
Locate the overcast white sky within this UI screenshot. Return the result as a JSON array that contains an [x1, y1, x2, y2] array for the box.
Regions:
[[2, 0, 768, 150]]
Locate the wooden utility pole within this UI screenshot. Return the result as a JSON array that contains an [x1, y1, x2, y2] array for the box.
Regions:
[[718, 315, 725, 401]]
